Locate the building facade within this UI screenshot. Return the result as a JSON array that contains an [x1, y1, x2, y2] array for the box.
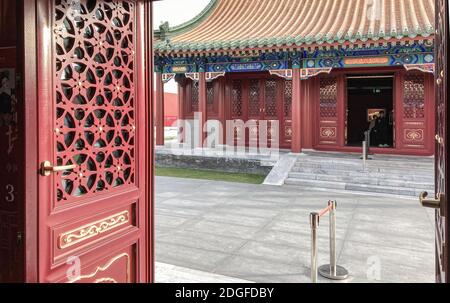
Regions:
[[154, 0, 436, 156]]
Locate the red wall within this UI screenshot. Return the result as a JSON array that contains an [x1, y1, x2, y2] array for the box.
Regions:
[[153, 92, 178, 127]]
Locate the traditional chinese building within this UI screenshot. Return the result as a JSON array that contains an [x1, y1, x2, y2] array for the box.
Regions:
[[154, 0, 436, 156]]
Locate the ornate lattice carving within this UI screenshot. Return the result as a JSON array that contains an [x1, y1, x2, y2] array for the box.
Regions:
[[264, 80, 277, 118], [191, 81, 199, 112], [269, 69, 292, 80], [404, 64, 435, 74], [206, 81, 215, 113], [206, 82, 214, 105], [319, 77, 338, 118], [284, 80, 292, 118], [403, 73, 425, 119], [434, 0, 447, 281], [231, 80, 242, 117], [301, 68, 333, 80], [248, 79, 260, 117], [54, 0, 136, 202], [162, 73, 175, 83], [321, 127, 337, 138]]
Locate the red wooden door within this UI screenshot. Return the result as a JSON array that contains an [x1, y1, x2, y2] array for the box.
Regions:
[[35, 0, 152, 283], [433, 0, 449, 283], [229, 78, 245, 145], [282, 79, 293, 148], [316, 76, 339, 147], [247, 79, 262, 147], [262, 78, 280, 148]]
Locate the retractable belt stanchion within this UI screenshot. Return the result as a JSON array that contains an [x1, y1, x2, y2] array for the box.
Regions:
[[310, 212, 319, 283], [310, 201, 349, 282], [318, 200, 349, 280]]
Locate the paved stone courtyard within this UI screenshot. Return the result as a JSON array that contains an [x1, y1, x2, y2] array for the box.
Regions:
[[155, 176, 435, 283]]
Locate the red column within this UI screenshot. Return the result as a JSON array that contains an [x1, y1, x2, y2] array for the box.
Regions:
[[155, 73, 165, 146], [292, 68, 302, 153], [301, 79, 313, 149], [218, 77, 226, 145], [177, 81, 185, 121], [198, 72, 207, 147]]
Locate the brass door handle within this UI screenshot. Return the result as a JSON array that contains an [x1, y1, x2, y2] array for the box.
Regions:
[[40, 161, 76, 176], [419, 192, 443, 209]]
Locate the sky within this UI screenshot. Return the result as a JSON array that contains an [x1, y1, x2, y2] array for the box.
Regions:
[[153, 0, 211, 30], [153, 0, 211, 93]]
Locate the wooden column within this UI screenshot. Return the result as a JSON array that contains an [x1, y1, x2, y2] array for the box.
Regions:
[[177, 80, 185, 121], [198, 72, 207, 147], [218, 77, 226, 145], [301, 79, 314, 149], [155, 72, 165, 146], [292, 68, 302, 153]]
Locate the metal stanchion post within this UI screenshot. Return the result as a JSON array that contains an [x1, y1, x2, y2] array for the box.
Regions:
[[362, 141, 367, 169], [310, 212, 319, 283], [319, 201, 349, 280], [362, 131, 373, 160]]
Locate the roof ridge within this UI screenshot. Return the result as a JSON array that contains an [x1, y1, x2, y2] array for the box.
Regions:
[[155, 0, 219, 38]]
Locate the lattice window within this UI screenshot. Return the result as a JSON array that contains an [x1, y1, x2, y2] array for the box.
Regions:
[[231, 80, 243, 117], [54, 0, 136, 202], [404, 73, 425, 119], [284, 80, 292, 118], [319, 77, 338, 118], [207, 82, 214, 105], [248, 79, 260, 116], [265, 80, 277, 117], [191, 81, 199, 112]]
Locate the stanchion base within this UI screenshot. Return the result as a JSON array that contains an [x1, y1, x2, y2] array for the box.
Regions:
[[318, 265, 349, 280]]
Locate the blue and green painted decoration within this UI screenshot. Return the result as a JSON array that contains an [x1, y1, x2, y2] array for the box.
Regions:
[[155, 42, 434, 74]]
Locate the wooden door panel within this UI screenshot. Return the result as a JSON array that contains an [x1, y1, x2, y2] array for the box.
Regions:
[[36, 0, 150, 283], [247, 79, 261, 147], [282, 79, 293, 148], [398, 73, 431, 151], [229, 79, 245, 145], [435, 0, 448, 283], [317, 76, 339, 146], [263, 78, 278, 147]]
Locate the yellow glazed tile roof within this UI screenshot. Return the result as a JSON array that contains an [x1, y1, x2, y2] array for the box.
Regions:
[[155, 0, 435, 53]]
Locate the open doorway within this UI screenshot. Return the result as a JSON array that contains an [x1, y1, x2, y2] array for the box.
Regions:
[[346, 75, 394, 148]]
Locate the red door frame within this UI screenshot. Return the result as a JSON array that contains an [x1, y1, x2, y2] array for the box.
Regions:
[[313, 66, 435, 156], [22, 0, 154, 283]]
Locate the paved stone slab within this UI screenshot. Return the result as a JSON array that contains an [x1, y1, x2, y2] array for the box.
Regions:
[[156, 262, 254, 283], [158, 230, 247, 254], [156, 242, 230, 273], [155, 176, 435, 283]]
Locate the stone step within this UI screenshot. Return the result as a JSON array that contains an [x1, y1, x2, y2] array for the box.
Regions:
[[287, 172, 434, 189], [284, 178, 433, 197], [300, 153, 434, 164], [291, 164, 434, 181], [296, 155, 434, 168], [293, 161, 434, 173]]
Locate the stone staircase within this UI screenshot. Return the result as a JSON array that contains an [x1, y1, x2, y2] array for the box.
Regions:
[[284, 152, 435, 197]]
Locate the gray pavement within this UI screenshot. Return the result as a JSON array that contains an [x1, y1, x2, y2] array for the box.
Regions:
[[155, 176, 436, 283]]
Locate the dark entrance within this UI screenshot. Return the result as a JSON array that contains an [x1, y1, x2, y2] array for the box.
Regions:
[[346, 75, 394, 148]]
